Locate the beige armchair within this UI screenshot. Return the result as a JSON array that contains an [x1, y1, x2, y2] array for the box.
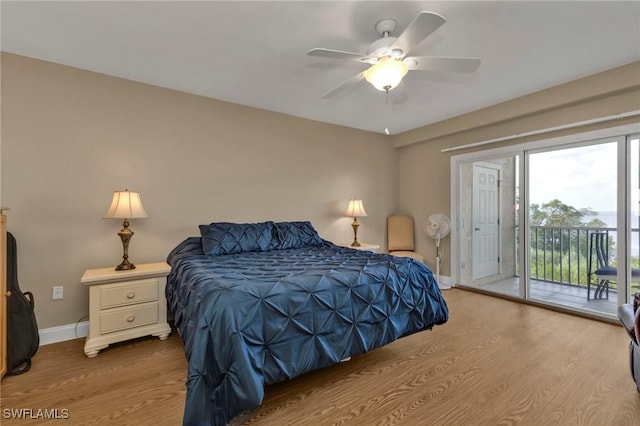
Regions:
[[387, 214, 424, 262]]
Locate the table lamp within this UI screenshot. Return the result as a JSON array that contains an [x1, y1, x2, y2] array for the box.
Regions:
[[346, 198, 367, 247], [103, 189, 149, 270]]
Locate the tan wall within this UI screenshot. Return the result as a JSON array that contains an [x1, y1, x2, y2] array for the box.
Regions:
[[396, 61, 640, 277], [0, 53, 397, 329]]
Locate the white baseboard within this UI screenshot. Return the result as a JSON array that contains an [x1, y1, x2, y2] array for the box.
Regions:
[[39, 321, 89, 346]]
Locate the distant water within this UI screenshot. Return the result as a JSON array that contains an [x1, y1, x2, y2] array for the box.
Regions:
[[593, 211, 640, 253], [594, 211, 616, 228]]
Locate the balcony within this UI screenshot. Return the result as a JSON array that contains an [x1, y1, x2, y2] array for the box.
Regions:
[[478, 225, 639, 317]]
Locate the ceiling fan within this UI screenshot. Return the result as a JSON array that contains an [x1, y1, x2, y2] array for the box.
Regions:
[[307, 11, 481, 100]]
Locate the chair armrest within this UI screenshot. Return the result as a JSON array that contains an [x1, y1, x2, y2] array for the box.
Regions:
[[619, 304, 637, 342]]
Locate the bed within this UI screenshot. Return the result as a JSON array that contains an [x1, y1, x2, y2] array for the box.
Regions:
[[166, 221, 449, 426]]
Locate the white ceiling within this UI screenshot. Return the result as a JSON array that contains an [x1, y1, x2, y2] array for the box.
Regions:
[[2, 1, 639, 135]]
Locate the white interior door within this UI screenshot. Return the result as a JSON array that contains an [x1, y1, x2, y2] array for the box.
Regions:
[[473, 164, 500, 279]]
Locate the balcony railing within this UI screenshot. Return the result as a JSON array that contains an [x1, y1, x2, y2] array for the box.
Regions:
[[528, 225, 638, 290]]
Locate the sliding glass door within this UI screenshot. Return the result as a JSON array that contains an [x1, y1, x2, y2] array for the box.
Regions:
[[455, 156, 520, 297], [628, 135, 639, 302], [528, 140, 618, 315], [451, 124, 640, 319]]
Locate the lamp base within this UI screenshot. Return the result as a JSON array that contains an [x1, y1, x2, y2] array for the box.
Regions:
[[115, 219, 136, 271], [115, 259, 136, 271], [351, 219, 361, 247]]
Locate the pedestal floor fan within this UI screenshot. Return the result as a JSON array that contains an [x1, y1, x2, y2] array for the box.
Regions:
[[425, 213, 451, 290]]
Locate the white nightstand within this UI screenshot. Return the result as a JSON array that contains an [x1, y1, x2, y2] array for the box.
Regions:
[[81, 262, 172, 357], [337, 242, 380, 252]]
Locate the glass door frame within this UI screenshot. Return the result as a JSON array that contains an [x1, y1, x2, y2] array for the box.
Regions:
[[621, 133, 640, 304], [526, 137, 621, 313], [451, 147, 526, 299], [450, 122, 640, 318]]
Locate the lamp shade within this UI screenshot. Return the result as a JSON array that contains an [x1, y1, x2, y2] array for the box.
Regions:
[[103, 190, 149, 219], [346, 199, 368, 218], [363, 58, 409, 92]]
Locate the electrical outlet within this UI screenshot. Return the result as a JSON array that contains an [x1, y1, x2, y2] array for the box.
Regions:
[[52, 286, 63, 300]]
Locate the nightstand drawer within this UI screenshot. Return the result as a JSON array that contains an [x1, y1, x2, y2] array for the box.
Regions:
[[100, 279, 158, 309], [100, 302, 159, 334]]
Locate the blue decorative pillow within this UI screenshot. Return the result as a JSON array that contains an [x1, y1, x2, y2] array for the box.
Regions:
[[273, 221, 323, 250], [199, 221, 276, 256]]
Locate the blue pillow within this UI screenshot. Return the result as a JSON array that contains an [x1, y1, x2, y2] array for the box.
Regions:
[[199, 221, 276, 255], [273, 221, 323, 249]]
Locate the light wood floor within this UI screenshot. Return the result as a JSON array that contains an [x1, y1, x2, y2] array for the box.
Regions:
[[1, 289, 639, 425]]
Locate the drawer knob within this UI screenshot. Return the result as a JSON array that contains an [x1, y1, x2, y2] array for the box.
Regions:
[[126, 314, 136, 322], [126, 291, 135, 299]]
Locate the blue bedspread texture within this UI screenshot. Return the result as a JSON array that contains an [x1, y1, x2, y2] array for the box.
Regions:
[[166, 222, 448, 426]]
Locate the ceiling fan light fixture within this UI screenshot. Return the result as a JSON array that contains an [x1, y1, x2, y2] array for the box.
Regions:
[[364, 57, 408, 92]]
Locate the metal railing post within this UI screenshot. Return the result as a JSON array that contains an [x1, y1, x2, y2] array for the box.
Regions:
[[528, 225, 617, 289]]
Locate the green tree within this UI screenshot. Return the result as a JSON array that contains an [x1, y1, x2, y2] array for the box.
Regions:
[[530, 199, 609, 286], [530, 199, 605, 227]]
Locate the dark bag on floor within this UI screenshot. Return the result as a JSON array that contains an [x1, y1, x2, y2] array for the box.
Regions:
[[6, 231, 39, 375]]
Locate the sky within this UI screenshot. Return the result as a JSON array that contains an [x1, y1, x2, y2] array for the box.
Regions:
[[529, 138, 639, 216]]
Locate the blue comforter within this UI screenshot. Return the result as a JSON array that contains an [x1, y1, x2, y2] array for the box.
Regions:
[[166, 238, 448, 426]]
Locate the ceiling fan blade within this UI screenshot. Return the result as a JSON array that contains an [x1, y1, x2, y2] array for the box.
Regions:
[[307, 48, 373, 63], [321, 72, 365, 99], [391, 12, 446, 58], [405, 56, 481, 73]]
